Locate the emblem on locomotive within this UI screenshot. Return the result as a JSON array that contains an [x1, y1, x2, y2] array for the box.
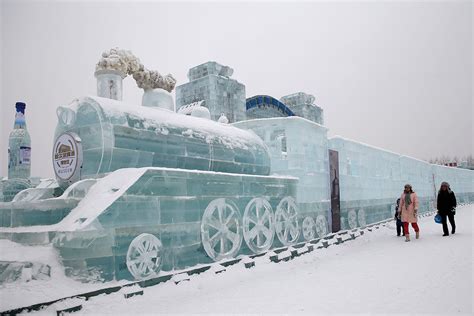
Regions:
[[52, 132, 82, 182]]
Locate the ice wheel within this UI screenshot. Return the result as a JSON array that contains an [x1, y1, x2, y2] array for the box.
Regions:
[[243, 197, 275, 254], [315, 215, 329, 237], [302, 216, 316, 241], [348, 209, 357, 229], [201, 198, 243, 261], [358, 209, 367, 227], [275, 197, 300, 245], [126, 233, 163, 280]]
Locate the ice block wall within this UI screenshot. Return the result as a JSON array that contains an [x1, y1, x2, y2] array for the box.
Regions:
[[53, 96, 271, 184], [328, 136, 474, 230], [432, 164, 474, 203]]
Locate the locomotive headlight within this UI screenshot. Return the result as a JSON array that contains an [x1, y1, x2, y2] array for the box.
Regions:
[[56, 106, 76, 126]]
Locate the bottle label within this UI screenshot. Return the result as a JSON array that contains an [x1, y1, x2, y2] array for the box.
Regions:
[[19, 146, 31, 165]]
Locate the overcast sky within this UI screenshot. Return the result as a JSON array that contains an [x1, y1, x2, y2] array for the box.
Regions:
[[1, 0, 472, 178]]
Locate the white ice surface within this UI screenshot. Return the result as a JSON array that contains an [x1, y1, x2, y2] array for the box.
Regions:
[[5, 204, 470, 314]]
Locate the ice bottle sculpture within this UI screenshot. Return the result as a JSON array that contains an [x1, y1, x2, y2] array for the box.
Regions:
[[8, 102, 31, 179]]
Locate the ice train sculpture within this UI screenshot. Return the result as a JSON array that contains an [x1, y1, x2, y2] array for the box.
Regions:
[[0, 49, 473, 283], [50, 96, 297, 280]]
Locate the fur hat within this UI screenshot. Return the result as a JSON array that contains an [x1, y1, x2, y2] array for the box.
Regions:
[[440, 182, 452, 193]]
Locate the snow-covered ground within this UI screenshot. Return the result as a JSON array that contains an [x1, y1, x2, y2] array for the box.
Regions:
[[2, 204, 472, 314], [0, 241, 128, 312]]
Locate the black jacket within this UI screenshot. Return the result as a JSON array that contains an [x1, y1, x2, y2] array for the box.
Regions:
[[437, 190, 457, 215], [394, 198, 401, 219]]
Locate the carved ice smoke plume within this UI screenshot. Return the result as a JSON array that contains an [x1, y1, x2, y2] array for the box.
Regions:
[[96, 48, 141, 76], [95, 47, 176, 93], [133, 68, 177, 93]]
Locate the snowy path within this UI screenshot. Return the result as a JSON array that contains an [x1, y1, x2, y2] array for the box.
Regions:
[[58, 204, 473, 315]]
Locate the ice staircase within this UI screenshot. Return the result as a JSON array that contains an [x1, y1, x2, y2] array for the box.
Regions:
[[0, 179, 96, 245], [0, 168, 146, 246]]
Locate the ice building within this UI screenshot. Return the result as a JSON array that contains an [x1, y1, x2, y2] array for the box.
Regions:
[[0, 48, 472, 285], [280, 92, 324, 125], [245, 95, 295, 120], [245, 93, 323, 125], [175, 62, 246, 123]]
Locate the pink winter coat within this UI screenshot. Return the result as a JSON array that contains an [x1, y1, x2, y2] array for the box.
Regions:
[[399, 192, 419, 223]]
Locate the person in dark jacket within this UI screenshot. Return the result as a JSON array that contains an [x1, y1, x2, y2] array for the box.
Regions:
[[394, 198, 405, 236], [437, 181, 457, 236]]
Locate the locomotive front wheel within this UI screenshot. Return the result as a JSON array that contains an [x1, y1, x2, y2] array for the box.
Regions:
[[126, 233, 163, 280], [358, 209, 367, 227], [348, 209, 358, 229], [315, 215, 329, 238], [302, 216, 316, 241], [201, 198, 243, 261], [275, 197, 300, 245], [243, 197, 275, 254]]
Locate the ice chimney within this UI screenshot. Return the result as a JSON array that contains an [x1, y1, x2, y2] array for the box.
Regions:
[[94, 48, 141, 101], [94, 69, 126, 101]]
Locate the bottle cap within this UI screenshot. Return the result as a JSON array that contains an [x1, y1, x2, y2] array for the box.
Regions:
[[15, 102, 26, 113]]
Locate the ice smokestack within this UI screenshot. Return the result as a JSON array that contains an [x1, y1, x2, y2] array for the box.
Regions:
[[94, 48, 141, 100], [94, 48, 177, 110]]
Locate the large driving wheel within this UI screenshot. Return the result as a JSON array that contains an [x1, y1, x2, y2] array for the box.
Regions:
[[243, 198, 275, 254], [275, 197, 300, 245], [201, 198, 243, 261]]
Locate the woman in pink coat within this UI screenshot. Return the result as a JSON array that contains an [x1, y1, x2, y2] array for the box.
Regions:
[[399, 184, 420, 242]]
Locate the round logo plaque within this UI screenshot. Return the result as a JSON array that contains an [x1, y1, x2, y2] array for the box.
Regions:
[[52, 132, 82, 182]]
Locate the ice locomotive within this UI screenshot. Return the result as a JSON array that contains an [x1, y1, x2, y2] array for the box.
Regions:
[[49, 96, 297, 281]]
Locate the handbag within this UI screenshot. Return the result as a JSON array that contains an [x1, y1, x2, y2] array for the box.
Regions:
[[434, 213, 442, 224]]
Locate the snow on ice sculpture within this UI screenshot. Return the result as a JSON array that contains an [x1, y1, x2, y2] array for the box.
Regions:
[[53, 96, 271, 187]]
